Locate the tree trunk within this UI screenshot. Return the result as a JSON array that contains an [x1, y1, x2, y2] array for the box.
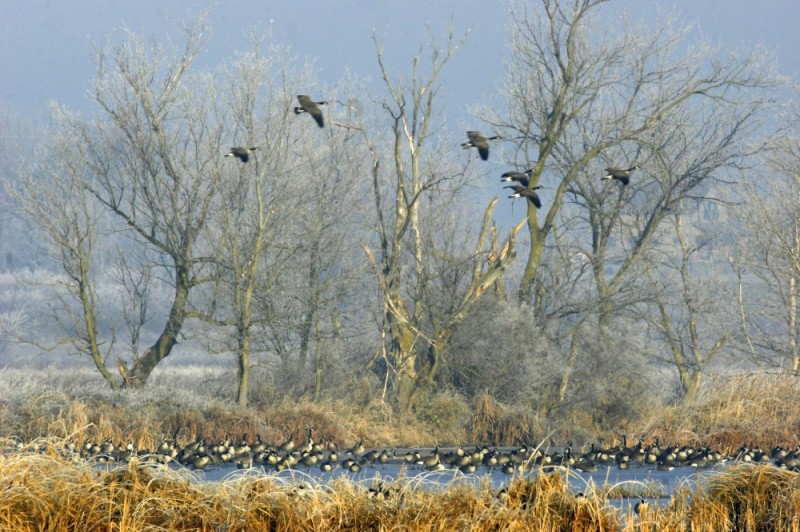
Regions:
[[120, 265, 190, 387], [236, 330, 250, 407], [558, 328, 581, 403], [519, 208, 545, 302], [79, 259, 119, 391], [679, 370, 702, 403], [791, 220, 800, 375]]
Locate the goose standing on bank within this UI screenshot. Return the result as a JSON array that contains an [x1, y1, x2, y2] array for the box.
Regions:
[[225, 147, 259, 163], [602, 165, 639, 185], [294, 95, 328, 128], [461, 131, 501, 161], [506, 184, 544, 209]]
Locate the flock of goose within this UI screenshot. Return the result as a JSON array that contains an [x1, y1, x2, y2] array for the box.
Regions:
[[223, 95, 641, 212], [19, 431, 800, 475]]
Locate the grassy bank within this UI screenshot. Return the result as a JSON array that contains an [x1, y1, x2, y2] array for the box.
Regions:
[[1, 369, 798, 453]]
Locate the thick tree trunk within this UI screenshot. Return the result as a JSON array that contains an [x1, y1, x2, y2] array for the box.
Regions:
[[679, 370, 702, 403], [120, 266, 190, 387], [236, 329, 250, 407]]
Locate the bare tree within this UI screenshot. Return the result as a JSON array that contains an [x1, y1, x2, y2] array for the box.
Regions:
[[641, 211, 732, 401], [68, 14, 221, 387], [189, 43, 297, 407], [734, 104, 800, 373], [465, 0, 774, 409], [485, 0, 774, 303], [351, 31, 526, 413], [13, 111, 120, 388], [189, 43, 371, 406]]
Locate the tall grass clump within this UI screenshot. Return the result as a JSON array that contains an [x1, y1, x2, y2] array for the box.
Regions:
[[637, 373, 800, 452], [471, 391, 544, 445], [634, 465, 800, 532]]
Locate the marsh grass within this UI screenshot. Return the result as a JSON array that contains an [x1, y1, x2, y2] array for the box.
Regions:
[[2, 442, 800, 530], [609, 483, 667, 500], [682, 465, 800, 531], [0, 367, 470, 449], [4, 368, 800, 452], [640, 373, 800, 452], [471, 391, 544, 445], [0, 450, 621, 531]]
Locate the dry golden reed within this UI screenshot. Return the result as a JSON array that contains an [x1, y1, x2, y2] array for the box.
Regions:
[[0, 450, 620, 532], [471, 391, 543, 445], [2, 448, 800, 531], [638, 373, 800, 453]]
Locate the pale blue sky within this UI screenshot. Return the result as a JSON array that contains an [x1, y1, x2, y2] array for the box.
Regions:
[[1, 0, 797, 121]]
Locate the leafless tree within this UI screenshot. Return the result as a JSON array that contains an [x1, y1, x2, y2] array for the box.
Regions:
[[353, 31, 526, 412], [484, 0, 775, 304], [733, 103, 800, 373], [190, 43, 372, 406], [60, 14, 221, 387], [467, 0, 775, 408], [640, 211, 733, 401], [13, 110, 120, 388]]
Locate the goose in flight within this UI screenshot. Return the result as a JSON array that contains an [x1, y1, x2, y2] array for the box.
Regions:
[[294, 95, 328, 128], [225, 147, 259, 163], [461, 131, 501, 161], [602, 165, 639, 185], [506, 184, 543, 208]]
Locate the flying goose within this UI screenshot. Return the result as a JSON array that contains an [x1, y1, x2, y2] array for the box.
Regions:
[[225, 147, 259, 163], [294, 95, 328, 128], [602, 165, 639, 185], [461, 131, 501, 161], [506, 184, 544, 208], [500, 169, 534, 187]]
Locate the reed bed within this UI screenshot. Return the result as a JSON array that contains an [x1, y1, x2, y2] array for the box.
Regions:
[[0, 449, 618, 531], [2, 449, 798, 531], [639, 373, 800, 453], [3, 368, 800, 451], [638, 465, 800, 532]]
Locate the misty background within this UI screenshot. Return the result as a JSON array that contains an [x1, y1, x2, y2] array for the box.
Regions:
[[0, 0, 799, 429]]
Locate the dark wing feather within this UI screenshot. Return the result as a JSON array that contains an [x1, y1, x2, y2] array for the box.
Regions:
[[309, 108, 325, 128]]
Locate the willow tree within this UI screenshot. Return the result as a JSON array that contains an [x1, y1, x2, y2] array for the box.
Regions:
[[55, 15, 223, 387], [486, 0, 774, 303]]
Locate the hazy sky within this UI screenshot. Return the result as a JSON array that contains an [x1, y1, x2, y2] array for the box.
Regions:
[[1, 0, 797, 123]]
